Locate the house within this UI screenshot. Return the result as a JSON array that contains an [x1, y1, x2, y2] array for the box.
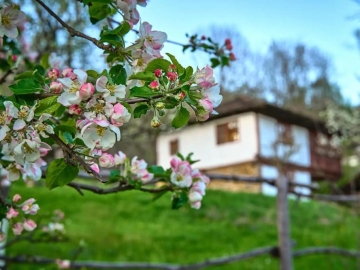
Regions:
[[156, 96, 342, 195]]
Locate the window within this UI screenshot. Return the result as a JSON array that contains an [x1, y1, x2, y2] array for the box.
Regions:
[[277, 123, 293, 145], [169, 139, 179, 155], [216, 121, 239, 144]]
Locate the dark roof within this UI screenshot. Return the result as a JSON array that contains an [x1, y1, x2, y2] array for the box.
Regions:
[[191, 95, 329, 134]]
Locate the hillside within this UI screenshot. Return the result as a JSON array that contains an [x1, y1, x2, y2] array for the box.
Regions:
[[6, 181, 360, 270]]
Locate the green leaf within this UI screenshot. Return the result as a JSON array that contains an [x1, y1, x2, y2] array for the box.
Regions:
[[166, 53, 185, 75], [14, 71, 33, 80], [109, 65, 127, 85], [84, 0, 112, 4], [0, 59, 10, 71], [171, 106, 190, 129], [62, 131, 74, 144], [179, 66, 193, 83], [99, 34, 123, 47], [130, 86, 158, 98], [147, 165, 166, 177], [8, 78, 43, 94], [152, 189, 169, 202], [172, 191, 188, 209], [144, 59, 171, 73], [46, 159, 79, 189], [210, 58, 220, 68], [54, 125, 76, 136], [0, 204, 8, 220], [86, 70, 99, 79], [129, 71, 156, 82], [89, 3, 113, 24], [133, 103, 149, 118], [40, 52, 50, 70], [107, 169, 121, 184], [35, 96, 61, 115]]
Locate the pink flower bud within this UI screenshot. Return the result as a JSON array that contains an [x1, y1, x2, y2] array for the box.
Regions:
[[49, 81, 63, 93], [225, 38, 231, 46], [99, 153, 115, 168], [40, 148, 50, 157], [170, 64, 176, 70], [177, 92, 186, 101], [167, 72, 178, 82], [68, 104, 82, 115], [12, 222, 24, 235], [79, 83, 95, 100], [62, 68, 77, 80], [229, 53, 236, 61], [13, 194, 21, 203], [48, 68, 60, 80], [90, 163, 100, 174], [149, 81, 159, 90], [154, 69, 162, 78], [23, 219, 37, 231], [226, 44, 233, 50], [201, 35, 206, 40], [7, 207, 19, 219], [11, 55, 18, 62]]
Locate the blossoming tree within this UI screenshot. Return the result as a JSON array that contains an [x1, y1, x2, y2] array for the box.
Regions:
[[0, 0, 236, 258]]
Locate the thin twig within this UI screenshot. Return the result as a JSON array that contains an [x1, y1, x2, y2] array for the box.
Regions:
[[34, 0, 113, 52], [0, 69, 12, 85]]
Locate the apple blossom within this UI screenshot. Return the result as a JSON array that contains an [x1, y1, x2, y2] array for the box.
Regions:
[[56, 259, 70, 269], [96, 76, 126, 103], [114, 151, 126, 165], [7, 207, 19, 219], [110, 103, 131, 127], [12, 222, 23, 235], [90, 163, 100, 174], [0, 5, 26, 39], [131, 156, 154, 182], [22, 198, 40, 215], [57, 69, 88, 106], [170, 157, 192, 188], [195, 65, 216, 89], [23, 219, 37, 231], [139, 22, 167, 57]]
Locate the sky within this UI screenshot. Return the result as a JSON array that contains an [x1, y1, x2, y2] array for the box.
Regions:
[[136, 0, 360, 103]]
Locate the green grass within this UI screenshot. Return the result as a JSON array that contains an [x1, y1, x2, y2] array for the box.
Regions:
[[6, 181, 360, 270]]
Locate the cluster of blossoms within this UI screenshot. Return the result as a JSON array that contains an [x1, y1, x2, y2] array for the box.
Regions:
[[170, 157, 210, 209], [194, 65, 223, 121], [130, 21, 167, 76], [3, 194, 39, 239], [90, 150, 154, 183], [0, 101, 52, 183]]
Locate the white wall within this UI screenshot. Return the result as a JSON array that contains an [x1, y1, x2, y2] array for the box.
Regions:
[[261, 165, 311, 196], [258, 115, 310, 167], [156, 112, 258, 169]]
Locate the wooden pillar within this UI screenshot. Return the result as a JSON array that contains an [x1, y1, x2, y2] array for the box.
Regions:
[[276, 173, 293, 270]]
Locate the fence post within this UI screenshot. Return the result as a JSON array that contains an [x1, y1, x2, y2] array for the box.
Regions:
[[276, 173, 293, 270]]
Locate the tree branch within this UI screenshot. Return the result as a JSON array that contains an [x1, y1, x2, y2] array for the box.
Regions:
[[67, 181, 171, 195], [48, 134, 106, 183], [293, 247, 360, 258], [34, 0, 113, 52]]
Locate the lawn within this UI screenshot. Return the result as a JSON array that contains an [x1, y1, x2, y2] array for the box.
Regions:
[[5, 180, 360, 270]]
